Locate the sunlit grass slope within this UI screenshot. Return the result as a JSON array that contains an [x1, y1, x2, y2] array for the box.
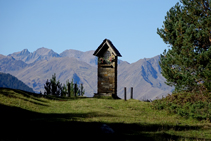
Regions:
[[0, 88, 211, 141]]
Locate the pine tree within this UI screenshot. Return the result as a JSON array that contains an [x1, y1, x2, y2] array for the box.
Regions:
[[80, 83, 85, 96], [61, 83, 67, 97], [66, 79, 71, 97], [44, 74, 85, 97], [44, 79, 51, 95], [50, 73, 57, 95], [157, 0, 211, 93], [70, 79, 75, 97]]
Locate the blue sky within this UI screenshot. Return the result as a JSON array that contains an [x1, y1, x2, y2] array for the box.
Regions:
[[0, 0, 179, 63]]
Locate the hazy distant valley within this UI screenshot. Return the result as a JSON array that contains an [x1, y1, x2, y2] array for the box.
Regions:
[[0, 47, 174, 100]]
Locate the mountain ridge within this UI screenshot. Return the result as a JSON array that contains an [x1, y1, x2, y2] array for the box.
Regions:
[[0, 72, 34, 93], [117, 55, 172, 100], [9, 47, 61, 64]]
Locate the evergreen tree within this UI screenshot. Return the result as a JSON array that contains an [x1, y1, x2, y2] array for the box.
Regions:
[[157, 0, 211, 93], [44, 79, 51, 95], [70, 79, 75, 96], [50, 73, 57, 95], [44, 74, 85, 97], [66, 79, 71, 97], [61, 83, 67, 97], [79, 83, 85, 96]]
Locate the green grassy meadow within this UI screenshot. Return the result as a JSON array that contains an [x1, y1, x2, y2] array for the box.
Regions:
[[0, 88, 211, 141]]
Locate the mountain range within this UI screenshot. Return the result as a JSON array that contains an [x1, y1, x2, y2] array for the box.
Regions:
[[0, 47, 174, 100]]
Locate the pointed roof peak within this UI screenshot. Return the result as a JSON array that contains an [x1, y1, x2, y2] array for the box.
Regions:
[[93, 39, 122, 57]]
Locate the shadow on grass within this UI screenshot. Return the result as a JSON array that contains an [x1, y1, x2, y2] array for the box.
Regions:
[[109, 123, 206, 141], [0, 103, 209, 141]]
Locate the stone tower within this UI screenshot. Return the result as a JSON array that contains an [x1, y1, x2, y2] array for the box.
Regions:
[[93, 39, 122, 98]]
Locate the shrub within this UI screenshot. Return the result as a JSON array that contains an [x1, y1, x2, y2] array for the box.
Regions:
[[152, 92, 211, 121]]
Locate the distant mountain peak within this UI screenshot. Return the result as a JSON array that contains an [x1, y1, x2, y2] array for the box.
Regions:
[[17, 49, 30, 56], [7, 47, 61, 64], [34, 47, 61, 58], [8, 49, 30, 58], [21, 49, 30, 53], [35, 47, 52, 55]]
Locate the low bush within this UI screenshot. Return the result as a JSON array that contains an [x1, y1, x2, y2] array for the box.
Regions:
[[152, 92, 211, 121]]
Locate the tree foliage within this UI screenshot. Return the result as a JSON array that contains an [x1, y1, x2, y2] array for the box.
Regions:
[[44, 73, 85, 97], [157, 0, 211, 93]]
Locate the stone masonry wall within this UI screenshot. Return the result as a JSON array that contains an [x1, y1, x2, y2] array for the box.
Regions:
[[97, 57, 117, 96]]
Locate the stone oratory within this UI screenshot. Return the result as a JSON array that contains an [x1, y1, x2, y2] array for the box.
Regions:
[[93, 39, 122, 98]]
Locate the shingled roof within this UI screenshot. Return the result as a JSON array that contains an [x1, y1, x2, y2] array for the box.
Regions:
[[93, 39, 122, 57]]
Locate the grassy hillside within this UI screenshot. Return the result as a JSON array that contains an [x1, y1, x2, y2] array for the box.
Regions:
[[0, 88, 211, 141]]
